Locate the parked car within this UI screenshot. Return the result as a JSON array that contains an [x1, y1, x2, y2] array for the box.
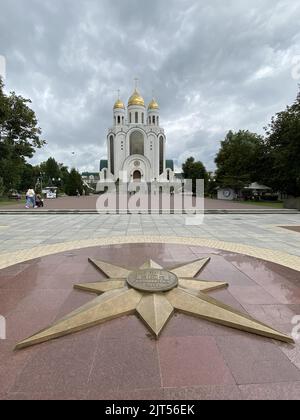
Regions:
[[8, 190, 22, 200]]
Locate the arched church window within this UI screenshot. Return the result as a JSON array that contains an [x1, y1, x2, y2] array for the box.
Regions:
[[135, 112, 138, 124], [152, 116, 156, 125], [117, 116, 121, 125], [110, 135, 115, 175], [129, 113, 132, 123], [114, 116, 116, 125], [167, 170, 170, 181], [159, 136, 164, 175], [157, 116, 159, 126], [104, 169, 107, 180], [122, 116, 124, 124], [142, 113, 144, 124], [130, 131, 144, 156]]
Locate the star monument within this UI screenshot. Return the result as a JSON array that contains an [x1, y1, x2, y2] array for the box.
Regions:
[[16, 257, 293, 349]]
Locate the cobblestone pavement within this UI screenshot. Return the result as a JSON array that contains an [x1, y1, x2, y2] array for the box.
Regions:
[[0, 213, 299, 257]]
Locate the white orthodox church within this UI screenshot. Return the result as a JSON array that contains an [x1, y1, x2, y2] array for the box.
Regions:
[[99, 85, 176, 186]]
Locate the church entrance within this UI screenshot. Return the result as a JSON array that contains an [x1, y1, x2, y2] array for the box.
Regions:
[[133, 170, 142, 182]]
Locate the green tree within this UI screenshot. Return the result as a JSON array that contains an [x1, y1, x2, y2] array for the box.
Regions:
[[40, 157, 60, 182], [207, 172, 218, 197], [0, 78, 45, 192], [58, 164, 70, 194], [0, 177, 4, 196], [263, 90, 300, 196], [182, 157, 208, 194], [39, 158, 70, 193], [59, 164, 70, 185], [19, 164, 40, 192], [215, 130, 265, 190], [64, 168, 83, 196]]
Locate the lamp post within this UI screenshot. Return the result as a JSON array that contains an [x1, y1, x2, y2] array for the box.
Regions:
[[40, 172, 45, 193], [72, 152, 76, 170]]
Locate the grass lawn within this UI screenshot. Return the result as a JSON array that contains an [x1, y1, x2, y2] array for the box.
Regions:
[[237, 200, 284, 209], [0, 197, 25, 207]]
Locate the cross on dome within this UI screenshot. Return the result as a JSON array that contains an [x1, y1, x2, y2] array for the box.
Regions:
[[128, 79, 145, 107]]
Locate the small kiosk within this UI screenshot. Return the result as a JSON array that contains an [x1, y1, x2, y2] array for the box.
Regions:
[[43, 187, 58, 199]]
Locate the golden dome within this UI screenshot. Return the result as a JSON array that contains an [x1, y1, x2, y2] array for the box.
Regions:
[[128, 89, 145, 107], [148, 98, 159, 110], [113, 98, 125, 110]]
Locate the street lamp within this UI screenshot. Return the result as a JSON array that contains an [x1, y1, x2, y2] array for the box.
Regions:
[[40, 172, 45, 192], [72, 152, 76, 170]]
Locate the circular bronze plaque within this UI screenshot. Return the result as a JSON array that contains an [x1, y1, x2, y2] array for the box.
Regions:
[[127, 269, 178, 292]]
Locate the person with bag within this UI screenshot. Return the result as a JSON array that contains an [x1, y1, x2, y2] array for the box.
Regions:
[[25, 188, 37, 209]]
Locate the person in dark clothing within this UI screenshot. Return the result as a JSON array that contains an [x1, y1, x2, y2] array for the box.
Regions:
[[35, 194, 44, 208]]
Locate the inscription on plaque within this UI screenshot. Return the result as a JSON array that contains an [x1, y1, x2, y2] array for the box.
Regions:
[[127, 269, 178, 292]]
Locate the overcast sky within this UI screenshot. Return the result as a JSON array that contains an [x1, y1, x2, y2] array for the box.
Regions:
[[0, 0, 300, 172]]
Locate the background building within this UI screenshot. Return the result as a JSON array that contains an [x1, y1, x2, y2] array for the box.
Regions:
[[99, 85, 176, 186]]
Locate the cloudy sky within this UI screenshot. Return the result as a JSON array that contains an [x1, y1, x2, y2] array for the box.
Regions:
[[0, 0, 300, 172]]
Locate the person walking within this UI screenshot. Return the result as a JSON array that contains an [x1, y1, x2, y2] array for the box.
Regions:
[[25, 188, 37, 209]]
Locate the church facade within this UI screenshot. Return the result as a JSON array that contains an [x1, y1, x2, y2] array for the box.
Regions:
[[99, 85, 176, 185]]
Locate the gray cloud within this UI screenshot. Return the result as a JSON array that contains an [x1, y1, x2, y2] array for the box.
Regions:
[[0, 0, 299, 172]]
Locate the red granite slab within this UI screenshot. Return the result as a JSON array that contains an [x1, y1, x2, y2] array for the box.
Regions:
[[158, 336, 235, 387], [228, 285, 280, 305], [4, 391, 87, 400], [86, 243, 175, 270], [88, 336, 161, 396], [164, 385, 242, 400], [162, 289, 248, 338], [0, 243, 299, 400], [0, 339, 36, 395], [11, 329, 100, 394], [99, 315, 151, 340], [162, 314, 252, 339], [216, 336, 300, 385], [87, 388, 166, 401], [277, 341, 300, 370], [0, 290, 28, 316], [5, 289, 70, 341], [225, 254, 300, 303], [242, 303, 299, 325], [197, 255, 256, 287], [239, 382, 300, 400]]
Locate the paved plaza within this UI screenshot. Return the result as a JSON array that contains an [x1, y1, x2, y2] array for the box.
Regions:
[[0, 213, 299, 257], [0, 208, 300, 400], [2, 196, 286, 210]]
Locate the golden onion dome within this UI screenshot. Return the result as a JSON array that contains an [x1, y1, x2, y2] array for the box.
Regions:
[[148, 98, 159, 110], [128, 89, 145, 107], [113, 98, 125, 110]]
